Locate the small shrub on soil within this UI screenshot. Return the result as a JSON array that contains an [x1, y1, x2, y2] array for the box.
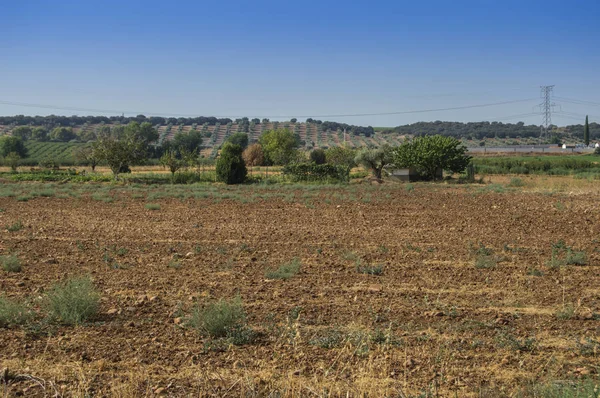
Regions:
[[496, 332, 537, 352], [1, 255, 21, 273], [47, 277, 100, 325], [0, 296, 31, 328], [527, 267, 543, 277], [145, 203, 161, 210], [565, 249, 588, 266], [355, 260, 384, 275], [555, 304, 575, 320], [475, 254, 497, 269], [265, 258, 301, 280], [469, 242, 493, 256], [518, 378, 600, 398], [507, 177, 525, 188], [310, 328, 345, 349], [6, 220, 23, 232], [190, 296, 246, 339], [546, 241, 588, 268], [576, 337, 600, 357]]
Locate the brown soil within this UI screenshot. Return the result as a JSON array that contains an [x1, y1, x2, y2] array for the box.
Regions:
[[1, 183, 599, 396]]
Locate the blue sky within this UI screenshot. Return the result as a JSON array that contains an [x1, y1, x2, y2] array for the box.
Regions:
[[1, 0, 599, 126]]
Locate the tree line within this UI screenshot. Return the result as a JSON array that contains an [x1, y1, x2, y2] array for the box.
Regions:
[[1, 122, 472, 183], [381, 120, 600, 140]]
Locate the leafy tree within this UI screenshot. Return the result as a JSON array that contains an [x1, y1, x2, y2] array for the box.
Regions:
[[354, 145, 393, 180], [11, 126, 32, 141], [92, 131, 147, 179], [0, 136, 27, 158], [76, 128, 97, 142], [584, 116, 590, 146], [4, 152, 21, 171], [73, 146, 99, 171], [31, 126, 48, 141], [550, 133, 562, 145], [310, 148, 326, 164], [160, 149, 184, 179], [226, 132, 249, 149], [258, 129, 300, 165], [325, 146, 356, 181], [242, 144, 264, 168], [170, 130, 203, 154], [125, 122, 159, 144], [290, 118, 297, 123], [49, 127, 76, 142], [393, 135, 471, 181], [326, 147, 356, 168], [216, 142, 247, 184]]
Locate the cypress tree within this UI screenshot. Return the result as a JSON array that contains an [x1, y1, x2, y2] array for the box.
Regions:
[[584, 116, 590, 146]]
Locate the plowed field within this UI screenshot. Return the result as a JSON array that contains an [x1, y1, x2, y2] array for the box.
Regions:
[[1, 182, 599, 397]]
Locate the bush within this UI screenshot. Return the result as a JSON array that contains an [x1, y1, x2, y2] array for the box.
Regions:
[[190, 296, 246, 338], [507, 177, 525, 187], [145, 203, 161, 210], [1, 255, 21, 272], [216, 142, 247, 184], [0, 296, 31, 328], [265, 258, 301, 280], [282, 163, 349, 182], [355, 260, 384, 275], [47, 277, 100, 325], [310, 148, 326, 164], [393, 135, 471, 180]]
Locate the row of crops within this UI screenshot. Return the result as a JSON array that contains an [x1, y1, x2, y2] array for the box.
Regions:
[[22, 142, 88, 166]]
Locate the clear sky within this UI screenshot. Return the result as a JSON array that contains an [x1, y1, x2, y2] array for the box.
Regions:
[[1, 0, 599, 126]]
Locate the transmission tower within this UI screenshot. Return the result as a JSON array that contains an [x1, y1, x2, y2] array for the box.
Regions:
[[539, 85, 555, 140]]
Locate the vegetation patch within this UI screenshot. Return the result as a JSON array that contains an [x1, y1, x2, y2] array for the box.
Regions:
[[0, 296, 31, 328], [265, 258, 301, 280], [189, 296, 255, 344], [47, 277, 100, 326], [1, 255, 22, 273]]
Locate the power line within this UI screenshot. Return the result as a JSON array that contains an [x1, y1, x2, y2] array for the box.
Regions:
[[0, 98, 538, 119], [488, 112, 540, 121], [554, 96, 600, 107]]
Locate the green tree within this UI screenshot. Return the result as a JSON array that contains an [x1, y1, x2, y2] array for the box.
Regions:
[[159, 149, 184, 179], [325, 146, 356, 181], [92, 132, 147, 179], [170, 130, 203, 154], [216, 142, 247, 184], [31, 127, 48, 141], [73, 146, 99, 171], [310, 148, 326, 164], [226, 132, 249, 149], [258, 129, 300, 165], [326, 147, 356, 169], [354, 145, 393, 180], [49, 127, 76, 142], [0, 136, 27, 158], [584, 116, 590, 146], [4, 152, 21, 171], [125, 122, 159, 144], [393, 135, 471, 181], [11, 126, 32, 141]]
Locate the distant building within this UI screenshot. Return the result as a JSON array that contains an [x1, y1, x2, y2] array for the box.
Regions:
[[386, 167, 442, 182]]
